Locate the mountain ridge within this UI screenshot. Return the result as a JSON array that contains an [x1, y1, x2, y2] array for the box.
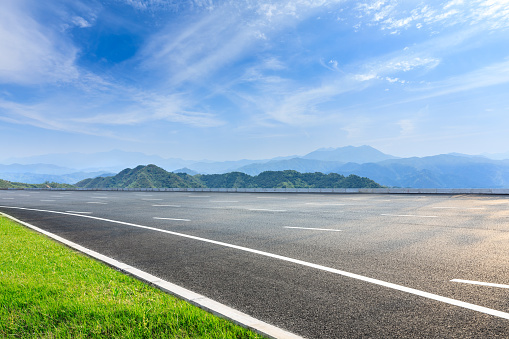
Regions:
[[4, 146, 509, 188], [75, 165, 383, 189]]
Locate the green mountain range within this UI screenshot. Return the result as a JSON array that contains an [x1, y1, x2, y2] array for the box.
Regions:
[[75, 164, 382, 189]]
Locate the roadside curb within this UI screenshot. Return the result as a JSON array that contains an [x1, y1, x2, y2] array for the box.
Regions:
[[0, 212, 303, 339]]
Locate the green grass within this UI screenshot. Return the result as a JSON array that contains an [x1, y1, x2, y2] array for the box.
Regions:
[[0, 215, 266, 338]]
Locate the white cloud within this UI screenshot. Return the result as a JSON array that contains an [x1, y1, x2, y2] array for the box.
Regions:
[[0, 0, 79, 85], [355, 0, 509, 34], [72, 16, 92, 28]]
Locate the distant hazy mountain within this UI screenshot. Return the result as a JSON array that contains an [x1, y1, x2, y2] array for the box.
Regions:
[[172, 167, 199, 175], [6, 146, 509, 188], [237, 158, 342, 176], [0, 171, 114, 185], [0, 163, 78, 175], [482, 151, 509, 161], [302, 145, 398, 163], [185, 159, 269, 174], [232, 153, 509, 188], [3, 150, 193, 172]]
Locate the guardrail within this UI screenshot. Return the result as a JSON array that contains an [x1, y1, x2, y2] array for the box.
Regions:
[[3, 187, 509, 194]]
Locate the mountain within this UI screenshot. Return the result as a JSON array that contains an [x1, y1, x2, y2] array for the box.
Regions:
[[0, 163, 78, 175], [0, 171, 114, 185], [0, 179, 74, 189], [76, 165, 383, 189], [0, 163, 114, 184], [230, 154, 509, 188], [172, 167, 199, 175], [76, 164, 204, 189], [7, 146, 509, 188], [3, 150, 193, 173], [302, 145, 398, 163], [184, 159, 269, 174], [237, 158, 342, 176]]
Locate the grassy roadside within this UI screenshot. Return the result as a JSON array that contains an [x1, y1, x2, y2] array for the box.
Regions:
[[0, 215, 266, 338]]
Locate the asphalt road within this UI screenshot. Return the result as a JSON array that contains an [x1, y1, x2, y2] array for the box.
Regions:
[[1, 190, 509, 338]]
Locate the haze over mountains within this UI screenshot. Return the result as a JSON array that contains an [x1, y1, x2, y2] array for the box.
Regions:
[[3, 145, 509, 188]]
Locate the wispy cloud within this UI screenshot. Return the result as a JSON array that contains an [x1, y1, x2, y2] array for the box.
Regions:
[[355, 0, 509, 34], [0, 0, 79, 85]]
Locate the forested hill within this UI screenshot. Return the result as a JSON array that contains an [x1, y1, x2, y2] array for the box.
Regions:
[[0, 179, 74, 189], [75, 164, 383, 189]]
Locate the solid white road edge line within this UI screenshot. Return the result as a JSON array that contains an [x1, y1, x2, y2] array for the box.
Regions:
[[2, 206, 509, 321], [0, 210, 302, 339], [284, 227, 342, 232], [451, 279, 509, 289]]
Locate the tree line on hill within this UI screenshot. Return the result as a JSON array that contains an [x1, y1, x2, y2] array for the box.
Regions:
[[74, 164, 382, 189], [0, 179, 74, 189]]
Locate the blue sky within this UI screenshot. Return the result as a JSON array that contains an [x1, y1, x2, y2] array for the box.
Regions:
[[1, 0, 509, 161]]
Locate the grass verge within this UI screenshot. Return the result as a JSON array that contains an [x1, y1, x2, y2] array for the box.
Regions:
[[0, 215, 266, 338]]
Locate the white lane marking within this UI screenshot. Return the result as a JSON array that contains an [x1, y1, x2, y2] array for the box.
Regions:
[[248, 208, 287, 212], [284, 227, 342, 232], [86, 202, 108, 205], [142, 198, 163, 201], [40, 200, 55, 202], [153, 217, 191, 222], [433, 207, 486, 210], [2, 205, 509, 321], [381, 214, 437, 218], [0, 211, 302, 339], [305, 203, 345, 206], [65, 211, 93, 214], [257, 197, 287, 200], [210, 200, 239, 203], [2, 198, 14, 200], [451, 279, 509, 289], [137, 194, 153, 196], [152, 204, 181, 207], [50, 195, 64, 198], [90, 196, 108, 199], [188, 195, 210, 198]]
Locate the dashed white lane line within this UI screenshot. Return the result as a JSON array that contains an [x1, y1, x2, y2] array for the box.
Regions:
[[433, 207, 486, 210], [153, 217, 191, 222], [284, 226, 342, 232], [248, 208, 287, 212], [66, 211, 93, 214], [305, 203, 345, 206], [257, 197, 287, 200], [142, 198, 163, 201], [451, 279, 509, 289], [1, 205, 508, 321], [87, 202, 108, 205], [90, 196, 109, 199], [0, 210, 300, 339], [210, 200, 239, 203], [152, 204, 181, 207], [381, 214, 438, 218], [40, 200, 55, 202], [2, 198, 14, 200]]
